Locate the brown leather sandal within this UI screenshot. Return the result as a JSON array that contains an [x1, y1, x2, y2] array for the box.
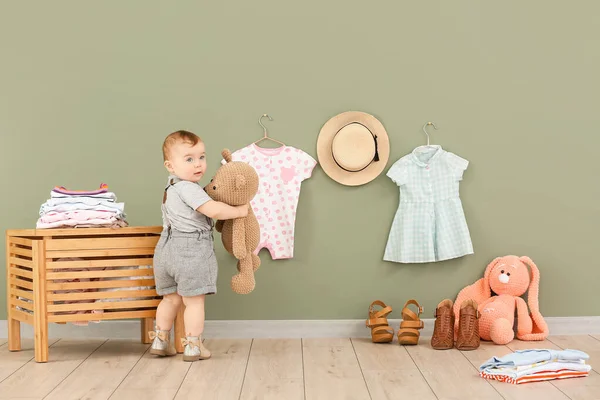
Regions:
[[397, 299, 424, 345], [365, 300, 394, 343]]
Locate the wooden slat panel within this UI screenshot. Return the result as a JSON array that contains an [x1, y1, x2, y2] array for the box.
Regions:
[[11, 246, 32, 258], [47, 268, 154, 280], [10, 256, 33, 268], [8, 237, 33, 247], [7, 226, 162, 237], [10, 309, 33, 324], [48, 288, 158, 301], [46, 237, 159, 251], [11, 266, 33, 280], [47, 257, 153, 270], [47, 247, 156, 258], [13, 299, 34, 312], [13, 288, 34, 302], [49, 299, 161, 312], [10, 277, 33, 290], [48, 309, 156, 322], [47, 279, 156, 291]]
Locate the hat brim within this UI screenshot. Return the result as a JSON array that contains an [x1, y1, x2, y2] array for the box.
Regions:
[[317, 111, 390, 186]]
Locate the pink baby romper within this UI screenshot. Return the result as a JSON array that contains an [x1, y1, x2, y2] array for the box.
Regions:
[[225, 144, 317, 259]]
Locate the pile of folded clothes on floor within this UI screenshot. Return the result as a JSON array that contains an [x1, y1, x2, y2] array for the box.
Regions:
[[479, 348, 591, 384], [36, 183, 128, 229]]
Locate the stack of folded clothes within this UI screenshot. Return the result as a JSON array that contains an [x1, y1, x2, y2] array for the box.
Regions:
[[479, 348, 591, 384], [36, 183, 128, 229]]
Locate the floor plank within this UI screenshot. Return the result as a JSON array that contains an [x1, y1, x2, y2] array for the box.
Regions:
[[110, 344, 191, 400], [508, 338, 600, 400], [462, 340, 569, 400], [548, 335, 600, 373], [0, 339, 105, 399], [175, 338, 252, 400], [239, 339, 303, 400], [44, 340, 149, 400], [0, 339, 60, 383], [405, 341, 503, 400], [0, 339, 7, 347], [352, 338, 436, 400], [303, 338, 371, 400]]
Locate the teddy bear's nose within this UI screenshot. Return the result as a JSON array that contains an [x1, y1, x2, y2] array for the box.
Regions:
[[499, 273, 510, 284]]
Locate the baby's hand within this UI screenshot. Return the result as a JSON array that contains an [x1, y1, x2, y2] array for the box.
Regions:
[[236, 205, 248, 218]]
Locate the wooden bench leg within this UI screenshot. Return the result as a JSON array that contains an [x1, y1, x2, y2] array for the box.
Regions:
[[141, 318, 154, 344], [8, 317, 21, 351], [174, 304, 185, 354], [33, 318, 48, 362], [33, 241, 48, 363]]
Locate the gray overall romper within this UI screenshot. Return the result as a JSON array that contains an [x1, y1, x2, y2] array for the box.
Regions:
[[152, 177, 218, 296]]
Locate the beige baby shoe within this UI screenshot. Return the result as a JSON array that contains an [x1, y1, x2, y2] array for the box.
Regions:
[[181, 335, 211, 361], [148, 327, 177, 356]]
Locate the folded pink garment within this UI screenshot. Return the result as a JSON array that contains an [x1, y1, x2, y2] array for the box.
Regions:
[[36, 217, 119, 229], [40, 210, 117, 223], [52, 183, 108, 196]]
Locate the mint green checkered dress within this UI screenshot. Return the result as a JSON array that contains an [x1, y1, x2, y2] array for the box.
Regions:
[[383, 145, 474, 263]]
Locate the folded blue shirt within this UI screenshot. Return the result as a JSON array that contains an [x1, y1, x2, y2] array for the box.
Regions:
[[480, 349, 589, 372]]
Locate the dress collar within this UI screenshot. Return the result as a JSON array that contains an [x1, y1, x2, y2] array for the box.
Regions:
[[411, 145, 443, 168]]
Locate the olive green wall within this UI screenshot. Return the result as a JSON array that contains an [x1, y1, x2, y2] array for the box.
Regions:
[[1, 1, 599, 321]]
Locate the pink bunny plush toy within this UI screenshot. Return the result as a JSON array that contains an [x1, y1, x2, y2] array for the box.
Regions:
[[453, 255, 549, 345]]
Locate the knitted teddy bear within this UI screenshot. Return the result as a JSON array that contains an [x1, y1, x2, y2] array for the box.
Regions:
[[453, 255, 548, 345], [204, 149, 261, 294]]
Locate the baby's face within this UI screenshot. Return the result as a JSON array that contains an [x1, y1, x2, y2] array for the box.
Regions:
[[164, 140, 207, 183]]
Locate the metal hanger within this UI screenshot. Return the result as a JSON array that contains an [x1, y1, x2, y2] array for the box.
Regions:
[[414, 121, 439, 153], [254, 113, 285, 146], [422, 121, 438, 146]]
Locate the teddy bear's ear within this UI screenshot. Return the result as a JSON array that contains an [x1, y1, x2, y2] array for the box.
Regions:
[[235, 174, 246, 190], [222, 149, 232, 163]]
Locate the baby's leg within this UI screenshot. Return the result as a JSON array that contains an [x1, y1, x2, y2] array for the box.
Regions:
[[182, 294, 206, 336], [155, 293, 183, 330], [181, 294, 211, 361], [150, 293, 182, 357]]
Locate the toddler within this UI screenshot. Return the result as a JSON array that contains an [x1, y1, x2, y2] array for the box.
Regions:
[[149, 130, 248, 361]]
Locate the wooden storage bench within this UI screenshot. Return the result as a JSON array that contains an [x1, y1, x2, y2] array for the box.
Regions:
[[5, 226, 183, 362]]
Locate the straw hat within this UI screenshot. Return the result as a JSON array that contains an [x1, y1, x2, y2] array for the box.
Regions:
[[317, 111, 390, 186]]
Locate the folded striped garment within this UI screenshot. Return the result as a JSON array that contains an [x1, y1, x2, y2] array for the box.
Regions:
[[479, 349, 591, 384]]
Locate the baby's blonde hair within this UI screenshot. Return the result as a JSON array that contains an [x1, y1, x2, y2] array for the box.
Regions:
[[162, 130, 202, 161]]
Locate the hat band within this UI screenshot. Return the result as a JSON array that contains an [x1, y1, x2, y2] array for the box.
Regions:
[[332, 125, 379, 172]]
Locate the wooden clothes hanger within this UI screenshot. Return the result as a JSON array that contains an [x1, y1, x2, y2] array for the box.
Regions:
[[253, 114, 285, 146]]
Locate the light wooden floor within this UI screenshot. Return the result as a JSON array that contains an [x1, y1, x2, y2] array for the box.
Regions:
[[0, 335, 598, 400]]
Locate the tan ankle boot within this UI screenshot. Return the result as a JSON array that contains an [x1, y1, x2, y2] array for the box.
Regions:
[[148, 327, 177, 356], [181, 335, 211, 362]]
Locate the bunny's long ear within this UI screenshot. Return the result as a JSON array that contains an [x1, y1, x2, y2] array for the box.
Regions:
[[482, 257, 500, 297], [518, 256, 549, 340]]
